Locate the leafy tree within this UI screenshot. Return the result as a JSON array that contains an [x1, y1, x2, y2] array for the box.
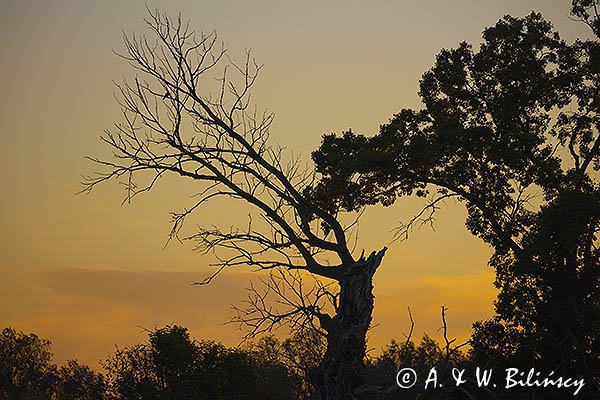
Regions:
[[84, 9, 387, 398], [571, 0, 600, 37], [242, 335, 306, 398], [362, 335, 470, 400], [281, 328, 326, 397], [102, 325, 201, 399], [0, 327, 107, 400], [102, 342, 157, 399], [311, 7, 599, 397], [54, 360, 106, 400], [243, 328, 326, 398], [0, 327, 56, 400], [102, 325, 300, 400]]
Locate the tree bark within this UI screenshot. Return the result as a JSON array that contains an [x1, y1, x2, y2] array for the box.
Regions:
[[312, 248, 387, 399]]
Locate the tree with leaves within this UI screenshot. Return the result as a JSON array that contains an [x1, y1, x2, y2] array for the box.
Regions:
[[102, 325, 301, 400], [54, 360, 106, 400], [0, 327, 106, 400], [310, 5, 599, 397], [84, 9, 387, 399], [0, 327, 56, 400]]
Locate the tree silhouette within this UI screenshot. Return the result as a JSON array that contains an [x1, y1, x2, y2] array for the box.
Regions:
[[102, 325, 300, 400], [83, 9, 386, 398], [311, 8, 599, 397], [0, 327, 106, 400], [571, 0, 600, 37], [244, 327, 326, 397], [54, 360, 106, 400], [0, 327, 56, 400]]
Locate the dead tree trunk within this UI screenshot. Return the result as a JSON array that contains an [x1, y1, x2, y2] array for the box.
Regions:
[[312, 248, 386, 399]]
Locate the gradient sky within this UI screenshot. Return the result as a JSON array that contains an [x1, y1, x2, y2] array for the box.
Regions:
[[0, 0, 591, 369]]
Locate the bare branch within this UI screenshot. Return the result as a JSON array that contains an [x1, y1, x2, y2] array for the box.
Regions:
[[83, 9, 361, 283], [439, 306, 470, 363], [230, 269, 337, 340], [392, 193, 458, 242]]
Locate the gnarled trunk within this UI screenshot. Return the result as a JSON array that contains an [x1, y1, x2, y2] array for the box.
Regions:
[[312, 248, 386, 399]]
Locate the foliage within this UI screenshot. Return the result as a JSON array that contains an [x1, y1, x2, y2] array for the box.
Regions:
[[311, 8, 600, 397], [102, 325, 301, 400], [0, 325, 309, 399], [244, 327, 326, 398], [0, 327, 56, 400], [0, 327, 106, 400], [363, 335, 469, 399], [571, 0, 600, 37], [54, 360, 106, 400]]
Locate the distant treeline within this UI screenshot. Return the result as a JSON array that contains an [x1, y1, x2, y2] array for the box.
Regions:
[[2, 324, 593, 399], [0, 324, 472, 399]]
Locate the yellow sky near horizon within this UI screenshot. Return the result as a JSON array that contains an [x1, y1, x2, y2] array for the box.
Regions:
[[0, 0, 591, 369]]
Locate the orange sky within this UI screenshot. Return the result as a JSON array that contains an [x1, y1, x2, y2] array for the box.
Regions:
[[0, 0, 590, 369]]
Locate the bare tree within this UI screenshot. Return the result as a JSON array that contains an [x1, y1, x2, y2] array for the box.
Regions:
[[83, 9, 386, 399], [439, 306, 470, 364]]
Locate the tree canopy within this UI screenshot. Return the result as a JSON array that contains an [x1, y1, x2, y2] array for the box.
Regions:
[[1, 324, 475, 399], [102, 325, 301, 400], [311, 7, 600, 397], [0, 327, 106, 400], [0, 327, 57, 400]]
